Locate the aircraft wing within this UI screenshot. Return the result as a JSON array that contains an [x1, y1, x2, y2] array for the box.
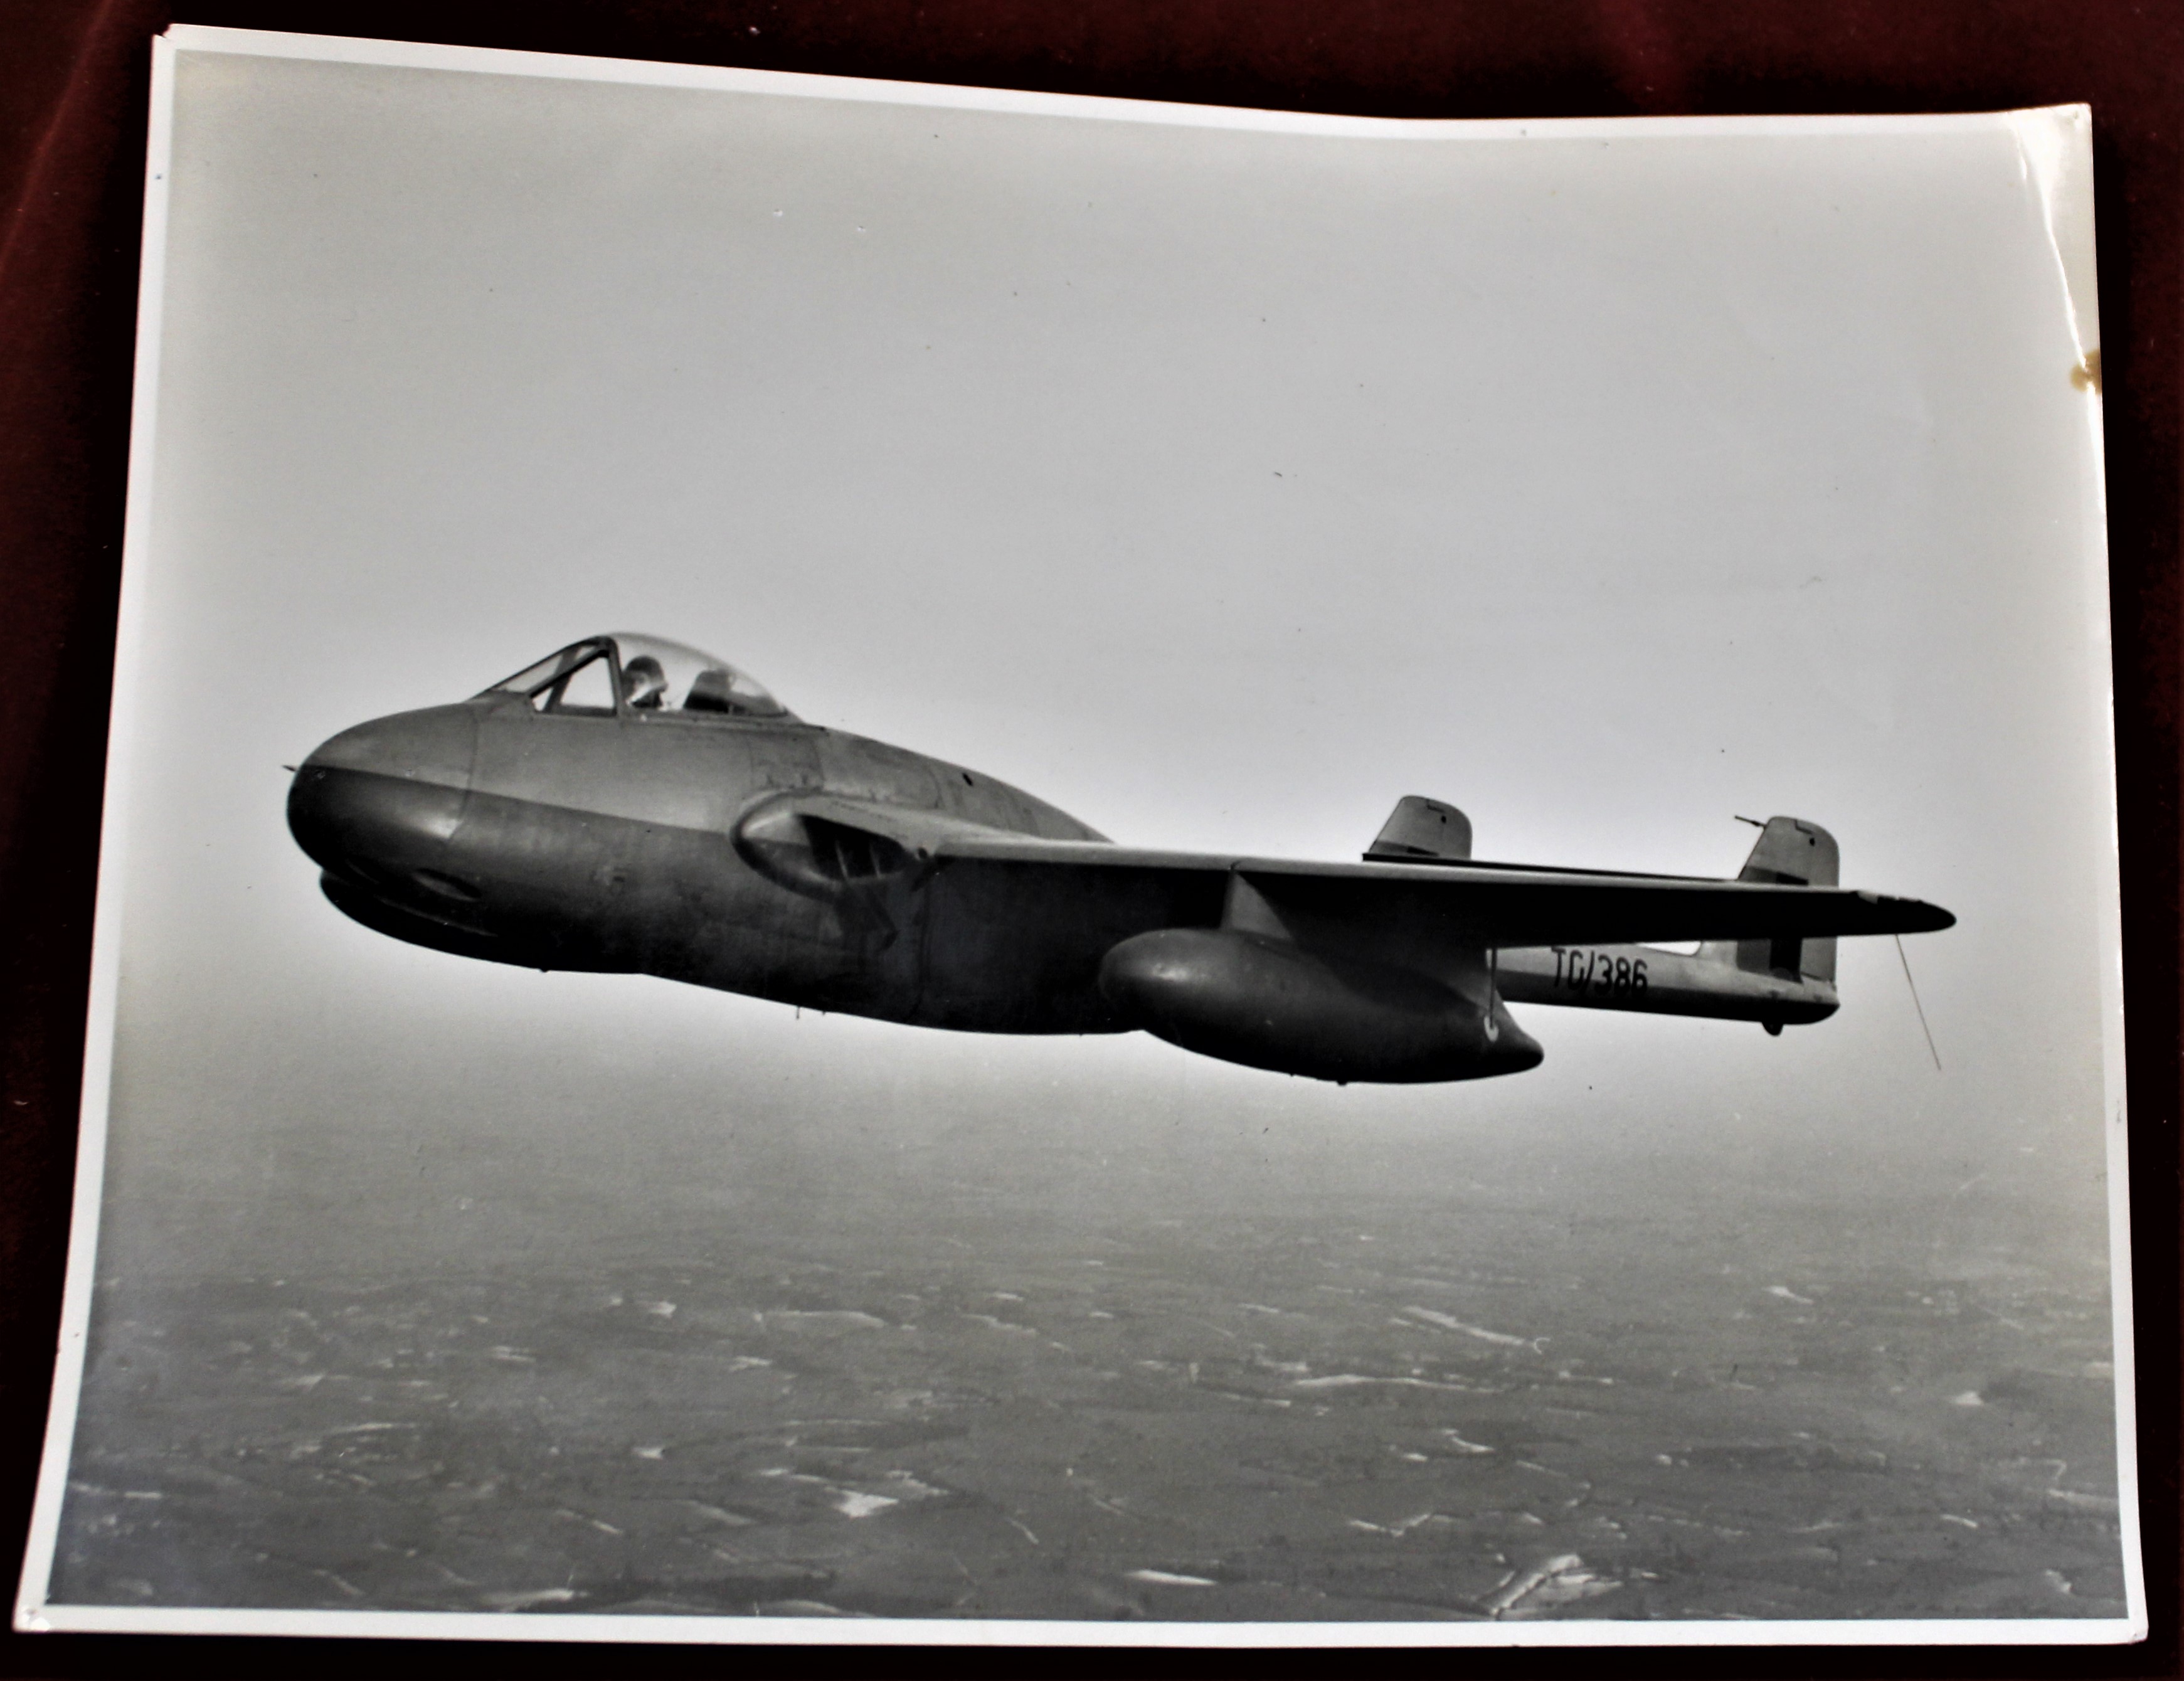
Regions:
[[938, 836, 1952, 947], [770, 795, 1954, 948]]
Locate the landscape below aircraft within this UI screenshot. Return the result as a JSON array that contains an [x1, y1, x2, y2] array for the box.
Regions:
[[286, 633, 1955, 1084]]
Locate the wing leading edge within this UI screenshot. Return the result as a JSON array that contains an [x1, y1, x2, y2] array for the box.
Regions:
[[760, 794, 1953, 949]]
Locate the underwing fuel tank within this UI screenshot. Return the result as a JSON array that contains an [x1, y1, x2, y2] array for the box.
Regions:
[[1097, 928, 1544, 1084]]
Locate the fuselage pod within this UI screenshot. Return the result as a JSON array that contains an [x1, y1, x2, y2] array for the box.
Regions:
[[1097, 927, 1544, 1084]]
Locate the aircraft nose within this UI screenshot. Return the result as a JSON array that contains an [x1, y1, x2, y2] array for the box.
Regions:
[[287, 707, 478, 885]]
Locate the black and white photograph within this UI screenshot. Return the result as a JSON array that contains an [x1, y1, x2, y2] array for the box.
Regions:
[[12, 24, 2142, 1645]]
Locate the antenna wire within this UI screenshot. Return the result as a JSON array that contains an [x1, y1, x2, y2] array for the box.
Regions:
[[1894, 933, 1943, 1071]]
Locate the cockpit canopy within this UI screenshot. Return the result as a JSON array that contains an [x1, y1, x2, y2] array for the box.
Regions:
[[482, 634, 793, 721]]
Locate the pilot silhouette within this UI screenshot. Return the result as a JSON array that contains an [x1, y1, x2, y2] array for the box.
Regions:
[[622, 654, 668, 710]]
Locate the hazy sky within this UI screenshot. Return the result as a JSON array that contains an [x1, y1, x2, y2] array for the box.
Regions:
[[93, 43, 2117, 1278]]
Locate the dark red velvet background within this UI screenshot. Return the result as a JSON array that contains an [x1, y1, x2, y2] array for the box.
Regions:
[[1, 3, 2174, 1672]]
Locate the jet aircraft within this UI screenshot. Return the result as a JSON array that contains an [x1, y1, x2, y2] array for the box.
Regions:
[[286, 633, 1954, 1084]]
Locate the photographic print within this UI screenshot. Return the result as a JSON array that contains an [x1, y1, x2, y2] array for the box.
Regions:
[[14, 26, 2140, 1644]]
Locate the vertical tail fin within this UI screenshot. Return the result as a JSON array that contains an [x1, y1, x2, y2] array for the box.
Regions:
[[1700, 817, 1840, 982], [1365, 797, 1473, 862]]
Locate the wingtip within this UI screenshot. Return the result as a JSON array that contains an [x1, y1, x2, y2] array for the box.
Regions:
[[1910, 899, 1956, 933], [1860, 891, 1955, 933]]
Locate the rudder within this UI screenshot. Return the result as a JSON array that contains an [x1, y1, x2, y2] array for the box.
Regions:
[[1701, 817, 1840, 982], [1365, 796, 1472, 862]]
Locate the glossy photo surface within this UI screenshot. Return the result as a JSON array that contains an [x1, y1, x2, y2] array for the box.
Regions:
[[15, 28, 2136, 1645]]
